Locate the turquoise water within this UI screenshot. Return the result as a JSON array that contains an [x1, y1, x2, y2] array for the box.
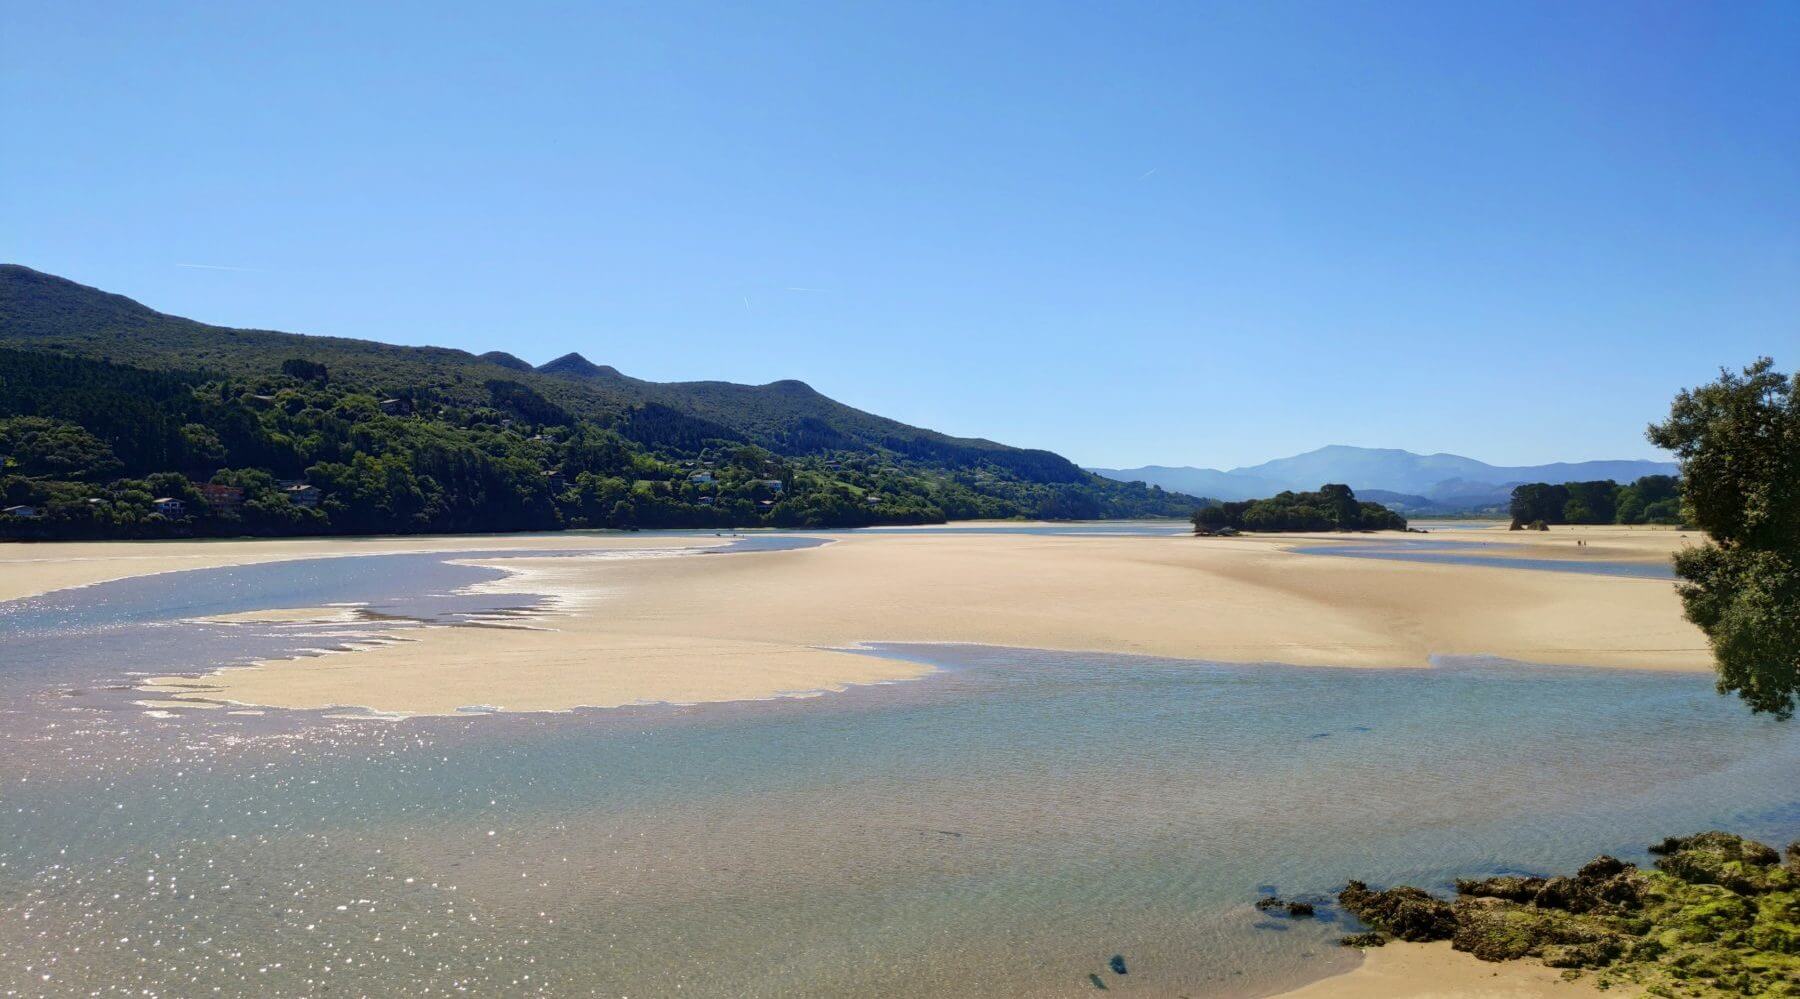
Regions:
[[0, 548, 1795, 996]]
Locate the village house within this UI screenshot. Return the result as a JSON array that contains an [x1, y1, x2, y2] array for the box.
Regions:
[[3, 504, 42, 519], [282, 483, 321, 508], [688, 471, 715, 485], [697, 495, 715, 507], [198, 483, 244, 513], [152, 497, 186, 518], [757, 479, 785, 493], [377, 398, 405, 415]]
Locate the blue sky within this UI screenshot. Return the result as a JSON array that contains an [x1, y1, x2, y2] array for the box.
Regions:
[[4, 2, 1795, 469]]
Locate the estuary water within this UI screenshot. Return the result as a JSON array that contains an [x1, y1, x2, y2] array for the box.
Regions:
[[0, 542, 1794, 997]]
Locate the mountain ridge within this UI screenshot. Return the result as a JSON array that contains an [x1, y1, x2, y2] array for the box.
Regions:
[[0, 264, 1106, 487], [0, 264, 1197, 528], [1091, 444, 1676, 508]]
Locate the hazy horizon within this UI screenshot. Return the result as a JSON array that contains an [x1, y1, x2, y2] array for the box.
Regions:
[[5, 2, 1794, 468]]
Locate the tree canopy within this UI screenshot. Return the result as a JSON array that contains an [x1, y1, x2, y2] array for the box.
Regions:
[[0, 346, 1195, 539], [1508, 475, 1683, 528], [1648, 358, 1798, 718], [1192, 484, 1406, 533]]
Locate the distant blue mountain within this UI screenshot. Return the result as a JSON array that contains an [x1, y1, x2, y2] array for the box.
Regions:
[[1089, 445, 1678, 507]]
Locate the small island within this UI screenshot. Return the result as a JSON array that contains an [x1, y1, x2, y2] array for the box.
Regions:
[[1192, 483, 1408, 534]]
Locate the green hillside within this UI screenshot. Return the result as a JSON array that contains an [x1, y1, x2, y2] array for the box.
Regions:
[[0, 265, 1196, 537]]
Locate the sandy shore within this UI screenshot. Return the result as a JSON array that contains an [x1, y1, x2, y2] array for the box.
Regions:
[[1271, 941, 1634, 998], [108, 523, 1712, 716], [0, 531, 729, 603]]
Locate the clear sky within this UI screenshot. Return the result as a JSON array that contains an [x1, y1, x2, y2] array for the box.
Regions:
[[3, 2, 1795, 470]]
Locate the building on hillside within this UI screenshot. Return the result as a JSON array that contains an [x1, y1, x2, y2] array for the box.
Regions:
[[697, 495, 715, 507], [688, 472, 715, 485], [283, 483, 321, 508], [198, 483, 244, 513], [757, 479, 785, 493], [378, 398, 405, 415], [153, 497, 186, 518], [3, 504, 42, 519], [544, 469, 567, 492]]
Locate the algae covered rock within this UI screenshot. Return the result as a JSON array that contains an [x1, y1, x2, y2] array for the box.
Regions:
[[1456, 875, 1547, 902], [1340, 832, 1800, 997], [1650, 831, 1791, 896], [1338, 881, 1457, 941], [1451, 896, 1553, 961], [1450, 895, 1627, 966]]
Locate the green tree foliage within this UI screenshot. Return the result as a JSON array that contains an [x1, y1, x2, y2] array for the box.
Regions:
[[1192, 484, 1406, 533], [0, 345, 1197, 539], [0, 416, 121, 480], [1508, 475, 1684, 527], [1647, 358, 1798, 718], [280, 357, 329, 383], [1613, 474, 1680, 525]]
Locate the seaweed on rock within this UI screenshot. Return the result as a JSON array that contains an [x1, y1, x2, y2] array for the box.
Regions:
[[1337, 832, 1799, 997]]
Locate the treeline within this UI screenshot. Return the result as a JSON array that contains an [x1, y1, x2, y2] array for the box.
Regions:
[[1508, 475, 1681, 528], [1191, 484, 1407, 533], [0, 348, 1190, 539]]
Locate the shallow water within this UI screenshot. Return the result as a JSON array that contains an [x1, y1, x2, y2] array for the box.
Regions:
[[0, 544, 1793, 997], [1289, 536, 1677, 579]]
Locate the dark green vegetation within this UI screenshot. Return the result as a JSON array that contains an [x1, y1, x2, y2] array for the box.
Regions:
[[1648, 359, 1799, 719], [1508, 475, 1684, 528], [0, 266, 1194, 537], [1190, 484, 1407, 533], [1337, 832, 1799, 997]]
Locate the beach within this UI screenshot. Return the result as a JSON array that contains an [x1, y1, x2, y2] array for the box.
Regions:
[[1272, 940, 1629, 998], [0, 524, 1759, 998], [28, 522, 1705, 716]]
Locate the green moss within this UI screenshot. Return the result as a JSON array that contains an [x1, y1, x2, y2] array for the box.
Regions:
[[1345, 832, 1800, 998]]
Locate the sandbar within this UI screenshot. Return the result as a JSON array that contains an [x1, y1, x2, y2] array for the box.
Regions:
[[127, 526, 1709, 716]]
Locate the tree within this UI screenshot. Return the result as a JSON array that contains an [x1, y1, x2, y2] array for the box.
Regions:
[[1192, 505, 1230, 530], [1647, 358, 1798, 718], [280, 357, 330, 383], [0, 417, 121, 480], [1509, 482, 1569, 526]]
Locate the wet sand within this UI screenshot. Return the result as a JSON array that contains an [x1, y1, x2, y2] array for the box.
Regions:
[[116, 526, 1711, 716], [1273, 941, 1632, 998], [0, 531, 728, 603]]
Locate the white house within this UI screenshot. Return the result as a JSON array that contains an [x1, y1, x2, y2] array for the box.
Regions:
[[153, 497, 186, 518], [2, 504, 42, 519], [688, 472, 715, 485]]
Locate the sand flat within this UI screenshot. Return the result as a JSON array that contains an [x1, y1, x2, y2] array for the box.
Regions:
[[0, 532, 728, 603], [1295, 523, 1701, 567], [1274, 941, 1634, 998], [129, 528, 1710, 716]]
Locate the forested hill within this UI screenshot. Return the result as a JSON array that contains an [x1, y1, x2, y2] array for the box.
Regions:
[[0, 265, 1081, 481], [0, 265, 1194, 537]]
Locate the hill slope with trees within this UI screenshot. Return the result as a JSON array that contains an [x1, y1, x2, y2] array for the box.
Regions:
[[0, 267, 1195, 537]]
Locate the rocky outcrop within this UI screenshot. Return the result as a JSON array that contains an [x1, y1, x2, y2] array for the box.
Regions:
[[1338, 882, 1457, 941], [1337, 832, 1798, 997]]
